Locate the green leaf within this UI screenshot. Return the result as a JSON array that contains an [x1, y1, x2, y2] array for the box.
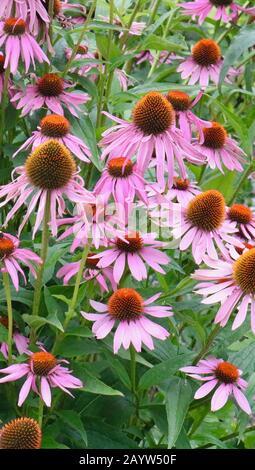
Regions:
[[75, 364, 124, 396], [58, 410, 87, 446], [0, 323, 8, 343], [69, 114, 102, 171], [138, 355, 191, 390], [0, 287, 33, 307], [219, 25, 255, 88], [22, 313, 64, 333], [141, 34, 186, 53], [164, 377, 193, 449]]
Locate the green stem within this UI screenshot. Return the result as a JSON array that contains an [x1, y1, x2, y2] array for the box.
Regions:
[[198, 425, 255, 449], [198, 165, 206, 185], [0, 64, 11, 155], [148, 12, 172, 78], [119, 0, 143, 50], [193, 324, 221, 364], [148, 0, 161, 26], [61, 0, 97, 78], [129, 345, 139, 423], [38, 398, 44, 429], [228, 163, 254, 205], [52, 243, 90, 353], [3, 272, 13, 365], [31, 191, 51, 336]]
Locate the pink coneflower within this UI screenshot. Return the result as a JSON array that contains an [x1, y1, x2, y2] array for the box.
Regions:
[[94, 232, 170, 284], [0, 232, 41, 290], [192, 122, 245, 173], [13, 114, 91, 163], [136, 50, 178, 66], [178, 38, 228, 87], [167, 176, 200, 204], [100, 92, 205, 189], [11, 73, 90, 117], [59, 1, 87, 27], [82, 288, 173, 353], [99, 15, 146, 37], [0, 140, 94, 237], [193, 246, 255, 332], [179, 1, 241, 25], [0, 350, 83, 406], [166, 90, 211, 142], [65, 44, 98, 77], [0, 316, 29, 360], [180, 357, 251, 414], [172, 190, 242, 264], [227, 204, 255, 240], [0, 1, 49, 34], [0, 18, 49, 74], [94, 157, 148, 206], [57, 254, 117, 293]]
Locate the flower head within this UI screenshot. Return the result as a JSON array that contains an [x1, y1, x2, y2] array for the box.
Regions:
[[193, 122, 245, 173], [227, 204, 255, 241], [172, 190, 241, 263], [167, 176, 201, 204], [0, 140, 94, 237], [179, 1, 242, 25], [0, 18, 49, 74], [82, 288, 173, 353], [0, 315, 29, 359], [11, 73, 90, 117], [193, 246, 255, 332], [0, 232, 41, 290], [100, 92, 205, 189], [13, 114, 92, 163], [0, 0, 49, 34], [0, 417, 42, 449], [180, 356, 251, 414], [0, 350, 83, 407]]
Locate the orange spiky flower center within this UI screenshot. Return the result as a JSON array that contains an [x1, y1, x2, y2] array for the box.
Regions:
[[228, 204, 252, 225], [77, 45, 88, 54], [107, 157, 134, 178], [173, 177, 190, 190], [233, 248, 255, 294], [203, 122, 227, 149], [4, 18, 26, 35], [85, 254, 100, 269], [187, 190, 225, 232], [108, 288, 144, 321], [133, 91, 175, 135], [37, 73, 64, 97], [0, 235, 15, 258], [192, 39, 221, 66], [40, 114, 70, 138], [0, 417, 42, 449], [210, 0, 233, 6], [0, 54, 5, 74], [31, 351, 57, 376], [115, 232, 144, 253], [215, 361, 239, 384], [166, 91, 191, 112]]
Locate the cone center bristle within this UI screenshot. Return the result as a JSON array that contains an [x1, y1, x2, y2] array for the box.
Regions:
[[31, 351, 57, 376], [228, 204, 252, 225], [0, 236, 15, 258], [4, 18, 26, 35], [210, 0, 233, 6], [0, 417, 42, 449], [166, 91, 191, 112], [108, 288, 144, 321], [233, 248, 255, 294], [203, 122, 227, 149], [115, 233, 144, 253], [173, 177, 190, 190], [37, 74, 64, 97], [77, 45, 88, 54], [40, 115, 70, 138], [192, 39, 221, 66], [25, 140, 76, 190], [0, 54, 5, 74], [108, 157, 133, 178], [133, 92, 175, 136], [86, 255, 100, 269], [215, 361, 239, 384], [187, 190, 225, 232]]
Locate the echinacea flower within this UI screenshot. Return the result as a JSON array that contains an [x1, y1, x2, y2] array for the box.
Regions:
[[178, 38, 229, 87], [0, 350, 83, 407], [0, 232, 41, 290], [99, 15, 146, 37], [136, 50, 178, 66], [179, 0, 241, 25], [180, 357, 251, 414], [0, 417, 42, 449], [0, 0, 49, 35], [172, 189, 242, 264], [94, 157, 148, 206], [59, 0, 87, 28], [11, 73, 90, 117], [166, 90, 211, 142], [100, 92, 205, 189], [13, 114, 92, 163], [167, 176, 201, 204], [65, 43, 98, 77], [192, 122, 245, 173], [94, 232, 170, 284], [227, 204, 255, 240], [193, 246, 255, 332], [0, 140, 94, 237], [57, 254, 117, 293], [82, 288, 173, 353], [0, 18, 49, 74], [0, 316, 29, 359]]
